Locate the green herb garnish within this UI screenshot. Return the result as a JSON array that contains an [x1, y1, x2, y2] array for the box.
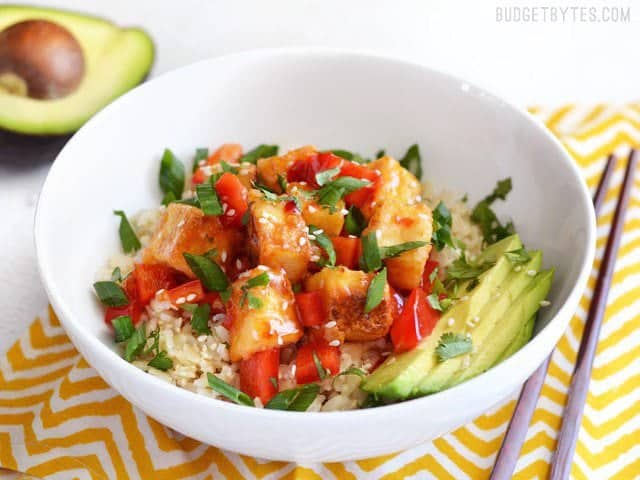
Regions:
[[471, 178, 514, 244], [265, 384, 320, 411], [93, 281, 129, 307], [240, 144, 279, 164], [435, 332, 472, 361], [335, 367, 366, 380], [313, 351, 328, 380], [431, 201, 454, 251], [195, 183, 223, 216], [111, 267, 122, 282], [375, 149, 386, 159], [504, 248, 531, 266], [277, 174, 288, 192], [148, 351, 173, 371], [315, 167, 341, 186], [316, 177, 370, 210], [360, 232, 382, 272], [426, 293, 451, 312], [328, 149, 369, 164], [446, 256, 494, 280], [240, 272, 270, 308], [220, 161, 239, 174], [124, 325, 147, 362], [269, 377, 279, 389], [399, 144, 422, 180], [112, 315, 134, 343], [365, 267, 387, 313], [344, 206, 367, 236], [360, 393, 385, 408], [183, 253, 230, 293], [191, 303, 212, 335], [113, 210, 141, 253], [207, 372, 254, 406], [159, 149, 185, 204], [379, 241, 428, 259], [308, 225, 336, 266], [192, 147, 209, 173]]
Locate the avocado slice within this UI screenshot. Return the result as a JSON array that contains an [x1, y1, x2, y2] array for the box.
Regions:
[[361, 234, 522, 399], [413, 250, 543, 395], [0, 5, 154, 136], [447, 269, 554, 387], [495, 315, 535, 364]]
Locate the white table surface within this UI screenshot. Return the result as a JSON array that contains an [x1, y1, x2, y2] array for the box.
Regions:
[[1, 0, 639, 353]]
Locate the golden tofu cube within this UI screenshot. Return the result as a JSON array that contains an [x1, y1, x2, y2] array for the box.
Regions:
[[256, 145, 317, 192], [248, 195, 311, 282], [368, 156, 422, 207], [305, 266, 394, 342], [143, 203, 240, 276], [287, 182, 345, 236], [228, 267, 303, 361], [363, 199, 432, 291]]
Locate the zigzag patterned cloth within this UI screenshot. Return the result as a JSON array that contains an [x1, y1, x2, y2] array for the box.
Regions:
[[0, 105, 638, 479]]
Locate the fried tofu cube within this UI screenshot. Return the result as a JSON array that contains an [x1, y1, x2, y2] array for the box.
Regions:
[[228, 266, 303, 361], [256, 145, 317, 192], [368, 156, 422, 207], [287, 182, 345, 236], [305, 267, 394, 342], [248, 195, 311, 282], [143, 203, 240, 277], [363, 199, 432, 291], [196, 162, 256, 190]]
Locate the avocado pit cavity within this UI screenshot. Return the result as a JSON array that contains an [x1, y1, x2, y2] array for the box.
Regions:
[[0, 19, 85, 99]]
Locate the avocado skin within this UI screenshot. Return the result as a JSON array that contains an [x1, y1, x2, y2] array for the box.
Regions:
[[412, 250, 543, 396], [361, 234, 523, 399], [0, 5, 154, 150]]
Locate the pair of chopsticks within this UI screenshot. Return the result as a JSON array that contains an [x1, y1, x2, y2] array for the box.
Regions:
[[490, 149, 638, 480]]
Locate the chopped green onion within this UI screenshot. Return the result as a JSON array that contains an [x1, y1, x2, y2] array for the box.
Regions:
[[190, 303, 211, 335], [265, 384, 320, 411], [112, 315, 134, 343], [111, 267, 122, 282], [344, 206, 367, 236], [365, 267, 387, 313], [245, 272, 270, 289], [195, 183, 223, 216], [313, 351, 328, 380], [148, 351, 173, 371], [399, 144, 422, 180], [247, 293, 263, 310], [277, 174, 288, 192], [220, 161, 239, 174], [159, 148, 185, 204], [269, 377, 279, 389], [360, 232, 382, 272], [93, 281, 129, 307], [240, 144, 279, 164], [315, 167, 341, 186], [308, 225, 336, 266], [192, 147, 209, 173], [316, 177, 370, 210], [375, 149, 386, 159], [207, 372, 254, 406], [379, 241, 428, 259], [333, 367, 366, 387], [435, 332, 472, 361], [183, 253, 229, 293], [180, 303, 198, 313], [124, 325, 147, 362], [113, 210, 141, 253]]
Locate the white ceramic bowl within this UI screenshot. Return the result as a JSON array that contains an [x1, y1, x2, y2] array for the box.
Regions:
[[35, 48, 595, 462]]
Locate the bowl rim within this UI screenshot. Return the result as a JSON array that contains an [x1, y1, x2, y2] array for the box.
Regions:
[[34, 46, 596, 421]]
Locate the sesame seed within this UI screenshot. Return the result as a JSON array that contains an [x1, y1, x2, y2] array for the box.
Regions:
[[325, 321, 337, 328], [329, 340, 341, 347], [462, 356, 471, 368], [514, 266, 522, 272], [473, 316, 480, 323], [213, 313, 226, 323], [221, 251, 227, 262], [461, 295, 469, 301], [314, 228, 323, 234], [466, 332, 472, 339], [186, 293, 197, 301], [222, 203, 228, 212], [156, 289, 166, 295], [299, 237, 307, 246], [175, 297, 186, 305], [308, 234, 316, 240], [447, 318, 455, 326], [198, 160, 206, 166], [415, 195, 422, 202], [539, 300, 551, 307], [466, 320, 475, 328], [307, 205, 317, 213], [341, 209, 349, 215], [277, 336, 284, 345], [310, 255, 320, 262], [282, 301, 289, 310], [370, 201, 377, 207], [291, 365, 297, 375], [258, 217, 268, 224], [388, 357, 396, 364], [226, 209, 236, 216], [252, 330, 259, 340], [236, 259, 242, 269], [527, 270, 537, 277], [177, 219, 186, 228], [375, 230, 381, 239], [381, 351, 391, 357]]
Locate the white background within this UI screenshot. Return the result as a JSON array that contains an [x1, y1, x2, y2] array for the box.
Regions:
[[1, 0, 639, 352]]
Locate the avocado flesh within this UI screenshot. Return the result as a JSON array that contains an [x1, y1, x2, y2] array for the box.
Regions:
[[447, 269, 554, 387], [0, 6, 154, 135], [494, 315, 535, 364], [413, 251, 543, 395], [361, 234, 522, 399]]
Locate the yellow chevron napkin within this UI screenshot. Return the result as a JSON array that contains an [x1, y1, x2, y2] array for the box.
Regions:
[[1, 104, 639, 480]]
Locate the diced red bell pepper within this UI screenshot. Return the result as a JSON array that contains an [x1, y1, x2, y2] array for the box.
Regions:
[[287, 152, 344, 187], [295, 340, 340, 384], [331, 236, 361, 269], [239, 348, 280, 404], [421, 260, 440, 294], [390, 287, 439, 353], [339, 161, 380, 208], [214, 172, 248, 228], [191, 167, 208, 185], [163, 280, 206, 306], [134, 264, 179, 306], [105, 274, 143, 325], [295, 291, 327, 327], [207, 143, 243, 165]]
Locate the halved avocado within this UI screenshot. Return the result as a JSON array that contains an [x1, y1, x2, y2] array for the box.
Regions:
[[0, 5, 154, 160]]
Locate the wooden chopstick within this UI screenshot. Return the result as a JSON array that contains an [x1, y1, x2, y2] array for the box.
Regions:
[[549, 152, 638, 478], [488, 152, 620, 480]]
